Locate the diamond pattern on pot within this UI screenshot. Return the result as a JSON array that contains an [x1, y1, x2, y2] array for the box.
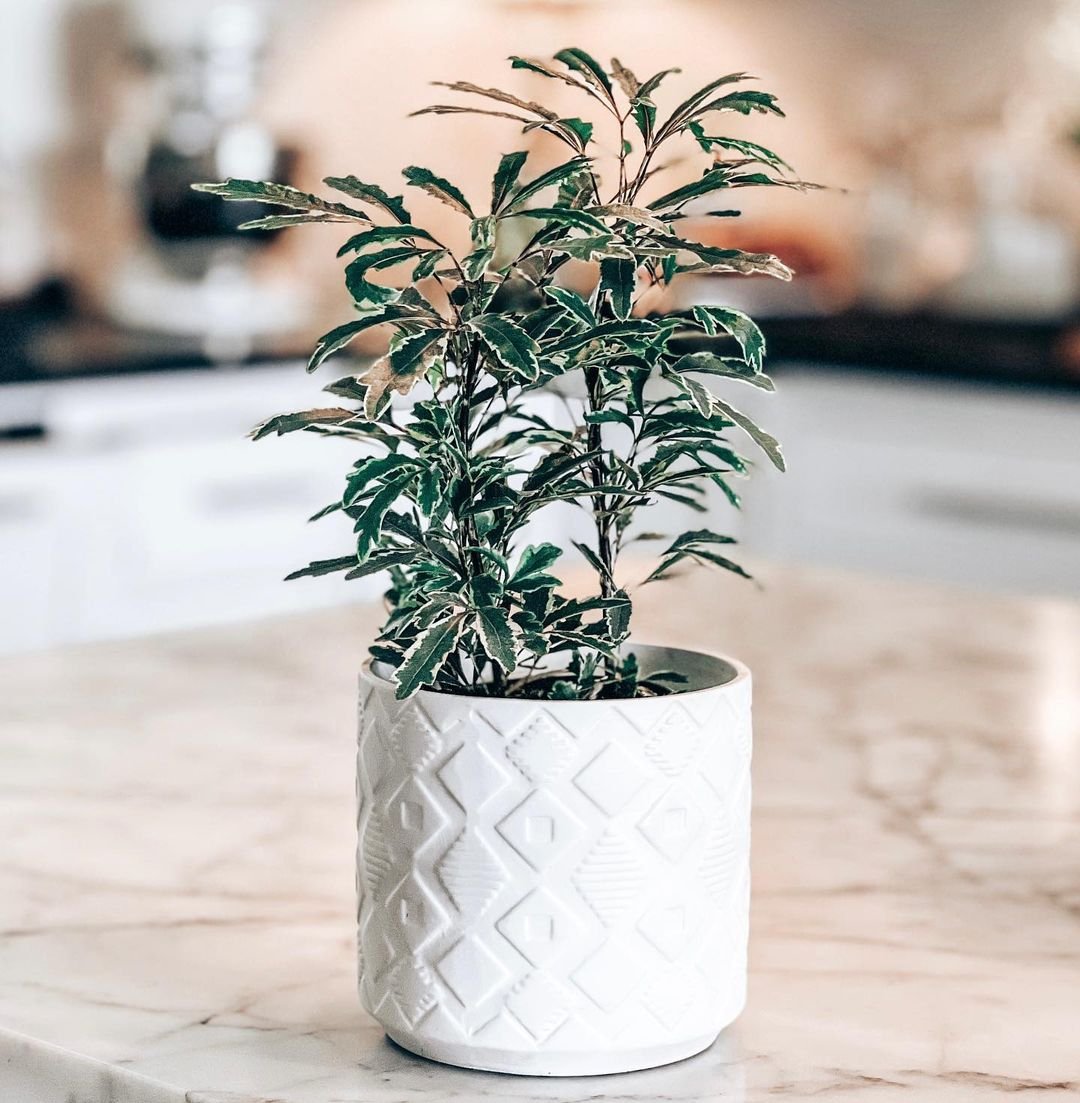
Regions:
[[643, 705, 703, 777], [700, 810, 738, 905], [358, 712, 393, 794], [570, 939, 642, 1012], [435, 828, 508, 920], [495, 886, 586, 968], [386, 871, 450, 954], [505, 711, 576, 784], [637, 902, 692, 962], [637, 786, 705, 863], [496, 789, 583, 871], [358, 810, 391, 900], [642, 964, 705, 1031], [436, 935, 511, 1009], [572, 829, 647, 927], [389, 956, 439, 1028], [389, 704, 442, 769], [382, 775, 447, 857], [505, 972, 573, 1042], [436, 738, 511, 813], [571, 742, 650, 816], [360, 921, 398, 990]]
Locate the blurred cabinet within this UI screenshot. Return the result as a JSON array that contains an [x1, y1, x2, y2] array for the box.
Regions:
[[739, 367, 1080, 598], [3, 362, 1078, 657], [0, 365, 377, 656]]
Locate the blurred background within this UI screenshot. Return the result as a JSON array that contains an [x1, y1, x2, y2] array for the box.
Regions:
[[2, 0, 1079, 656]]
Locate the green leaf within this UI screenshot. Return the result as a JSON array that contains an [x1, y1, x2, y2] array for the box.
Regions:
[[647, 547, 753, 584], [468, 314, 541, 382], [697, 89, 784, 119], [284, 555, 357, 580], [685, 124, 794, 173], [508, 543, 563, 590], [191, 178, 370, 221], [667, 528, 738, 551], [648, 169, 734, 212], [512, 206, 608, 234], [394, 616, 464, 698], [510, 54, 596, 93], [492, 151, 529, 212], [430, 80, 557, 120], [354, 479, 410, 561], [355, 332, 444, 417], [551, 117, 593, 148], [307, 305, 440, 372], [503, 157, 592, 212], [250, 407, 354, 441], [462, 215, 497, 280], [553, 48, 614, 103], [335, 224, 436, 257], [663, 71, 754, 130], [670, 352, 775, 391], [345, 245, 424, 305], [632, 99, 657, 143], [387, 330, 446, 391], [605, 588, 632, 642], [588, 204, 668, 232], [636, 66, 681, 100], [475, 605, 517, 673], [690, 306, 766, 370], [323, 176, 411, 222], [344, 549, 415, 580], [344, 453, 416, 507], [600, 257, 635, 319], [546, 594, 629, 625], [412, 249, 447, 280], [402, 166, 474, 217], [543, 285, 596, 327], [710, 396, 786, 471], [237, 213, 345, 230], [543, 234, 625, 262]]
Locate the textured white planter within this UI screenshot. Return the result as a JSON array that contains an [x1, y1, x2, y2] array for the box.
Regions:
[[356, 644, 752, 1076]]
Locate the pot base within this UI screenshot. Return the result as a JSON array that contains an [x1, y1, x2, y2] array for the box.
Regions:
[[384, 1024, 727, 1077]]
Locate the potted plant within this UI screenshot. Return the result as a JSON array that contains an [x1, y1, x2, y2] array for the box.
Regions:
[[196, 48, 810, 1076]]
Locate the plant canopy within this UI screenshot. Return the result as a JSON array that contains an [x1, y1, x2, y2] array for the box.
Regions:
[[194, 49, 814, 700]]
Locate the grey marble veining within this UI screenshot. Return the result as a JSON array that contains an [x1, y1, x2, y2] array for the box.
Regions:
[[1, 562, 1078, 1102]]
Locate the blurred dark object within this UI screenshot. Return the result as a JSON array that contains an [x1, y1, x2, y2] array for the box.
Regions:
[[104, 0, 307, 346], [672, 308, 1080, 393], [0, 281, 306, 385], [765, 311, 1080, 390], [5, 285, 1077, 392]]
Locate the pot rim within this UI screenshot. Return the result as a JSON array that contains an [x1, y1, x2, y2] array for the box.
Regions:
[[361, 640, 750, 706]]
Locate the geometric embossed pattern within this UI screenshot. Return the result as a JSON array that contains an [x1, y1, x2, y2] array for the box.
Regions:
[[572, 829, 647, 926], [505, 712, 577, 784], [496, 887, 585, 967], [495, 789, 583, 871], [435, 828, 507, 919], [355, 656, 752, 1067], [643, 705, 702, 777], [636, 784, 704, 862], [572, 742, 649, 815]]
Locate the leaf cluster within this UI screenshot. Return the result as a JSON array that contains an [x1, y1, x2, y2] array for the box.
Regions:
[[194, 49, 811, 699]]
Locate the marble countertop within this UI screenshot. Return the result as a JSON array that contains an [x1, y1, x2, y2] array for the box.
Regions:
[[2, 563, 1079, 1102]]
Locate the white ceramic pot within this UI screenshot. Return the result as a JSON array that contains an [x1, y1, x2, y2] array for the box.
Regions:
[[356, 644, 752, 1076]]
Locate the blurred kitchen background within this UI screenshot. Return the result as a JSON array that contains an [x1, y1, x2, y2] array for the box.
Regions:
[[2, 0, 1079, 656]]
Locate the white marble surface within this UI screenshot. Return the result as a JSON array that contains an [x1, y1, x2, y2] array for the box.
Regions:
[[1, 563, 1079, 1102]]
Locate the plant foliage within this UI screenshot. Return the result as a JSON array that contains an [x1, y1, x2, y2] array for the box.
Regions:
[[194, 50, 812, 699]]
